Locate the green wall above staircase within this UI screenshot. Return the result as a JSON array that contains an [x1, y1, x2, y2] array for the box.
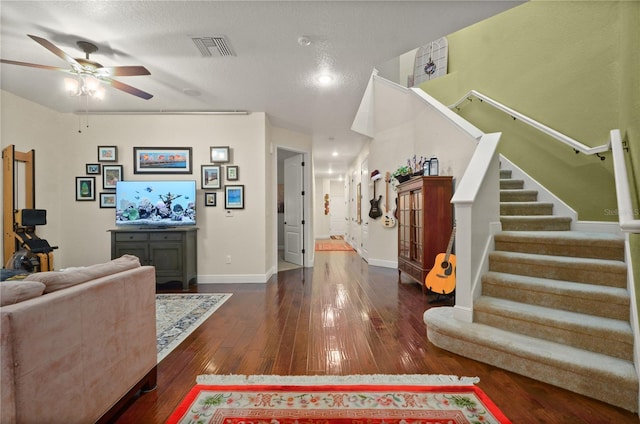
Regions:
[[420, 0, 638, 223]]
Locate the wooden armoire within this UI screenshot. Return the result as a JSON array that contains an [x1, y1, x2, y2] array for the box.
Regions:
[[396, 176, 453, 292]]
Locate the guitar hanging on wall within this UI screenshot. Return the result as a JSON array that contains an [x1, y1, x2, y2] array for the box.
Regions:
[[382, 172, 396, 228], [369, 171, 382, 219], [425, 225, 456, 295]]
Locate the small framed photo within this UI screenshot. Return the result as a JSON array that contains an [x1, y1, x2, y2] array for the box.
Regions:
[[99, 192, 116, 208], [76, 177, 96, 201], [103, 165, 123, 189], [204, 192, 217, 207], [225, 184, 244, 209], [210, 146, 230, 163], [201, 165, 221, 189], [86, 163, 101, 175], [226, 165, 239, 181], [98, 146, 117, 162], [133, 147, 192, 174]]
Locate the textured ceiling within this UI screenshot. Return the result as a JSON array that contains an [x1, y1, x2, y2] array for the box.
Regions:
[[0, 1, 524, 178]]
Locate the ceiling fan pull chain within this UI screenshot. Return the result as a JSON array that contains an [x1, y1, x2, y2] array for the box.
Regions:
[[85, 95, 90, 131], [77, 96, 82, 133]]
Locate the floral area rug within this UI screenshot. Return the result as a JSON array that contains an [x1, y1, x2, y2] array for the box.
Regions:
[[156, 293, 232, 363], [167, 374, 511, 424]]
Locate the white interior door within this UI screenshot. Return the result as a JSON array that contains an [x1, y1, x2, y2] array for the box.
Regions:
[[284, 154, 303, 266], [329, 194, 346, 235]]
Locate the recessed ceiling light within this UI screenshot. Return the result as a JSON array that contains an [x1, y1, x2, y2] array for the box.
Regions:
[[316, 74, 334, 85], [332, 151, 338, 157]]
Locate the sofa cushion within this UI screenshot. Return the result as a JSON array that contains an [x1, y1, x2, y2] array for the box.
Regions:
[[24, 255, 141, 293], [0, 280, 46, 306]]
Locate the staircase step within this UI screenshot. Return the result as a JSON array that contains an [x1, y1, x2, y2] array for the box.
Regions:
[[500, 215, 572, 231], [424, 307, 638, 412], [489, 251, 627, 287], [473, 297, 633, 361], [499, 179, 524, 190], [494, 230, 625, 260], [482, 271, 630, 321], [500, 189, 538, 202], [499, 169, 512, 179], [500, 202, 553, 216]]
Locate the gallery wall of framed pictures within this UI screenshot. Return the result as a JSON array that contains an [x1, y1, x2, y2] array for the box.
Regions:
[[203, 146, 243, 209], [79, 146, 124, 205], [78, 144, 246, 211]]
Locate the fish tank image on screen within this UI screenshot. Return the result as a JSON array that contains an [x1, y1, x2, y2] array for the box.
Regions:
[[115, 180, 196, 227]]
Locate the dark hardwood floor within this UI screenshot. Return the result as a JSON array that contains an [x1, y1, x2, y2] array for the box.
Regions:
[[114, 249, 639, 423]]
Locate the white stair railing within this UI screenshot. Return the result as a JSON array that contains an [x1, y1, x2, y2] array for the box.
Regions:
[[450, 90, 611, 157], [611, 129, 640, 234], [449, 132, 502, 323]]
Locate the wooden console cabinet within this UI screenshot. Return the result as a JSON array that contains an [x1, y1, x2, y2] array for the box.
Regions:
[[397, 176, 453, 292], [110, 227, 197, 291]]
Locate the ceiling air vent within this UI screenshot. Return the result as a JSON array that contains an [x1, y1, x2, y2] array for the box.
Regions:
[[191, 36, 235, 57]]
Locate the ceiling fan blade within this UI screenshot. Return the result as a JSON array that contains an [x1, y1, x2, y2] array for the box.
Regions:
[[97, 66, 151, 77], [27, 34, 80, 66], [0, 59, 69, 72], [106, 78, 153, 100]]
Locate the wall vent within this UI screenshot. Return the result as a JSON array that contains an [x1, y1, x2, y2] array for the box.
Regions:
[[191, 36, 235, 57]]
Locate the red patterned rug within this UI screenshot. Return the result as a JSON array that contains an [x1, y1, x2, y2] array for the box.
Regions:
[[167, 375, 511, 424]]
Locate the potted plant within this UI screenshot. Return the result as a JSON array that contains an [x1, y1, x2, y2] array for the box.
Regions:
[[392, 165, 412, 183]]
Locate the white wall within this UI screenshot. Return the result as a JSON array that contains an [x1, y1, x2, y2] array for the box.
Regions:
[[1, 91, 73, 267], [314, 177, 331, 239], [1, 90, 285, 282], [344, 146, 372, 253]]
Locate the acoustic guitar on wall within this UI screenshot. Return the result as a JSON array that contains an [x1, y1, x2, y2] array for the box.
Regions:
[[425, 225, 456, 295]]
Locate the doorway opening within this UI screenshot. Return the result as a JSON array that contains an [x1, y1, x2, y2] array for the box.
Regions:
[[276, 147, 309, 272]]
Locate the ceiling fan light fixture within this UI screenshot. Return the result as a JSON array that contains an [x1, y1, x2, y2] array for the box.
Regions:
[[93, 85, 106, 100], [83, 74, 100, 92], [64, 77, 79, 95], [64, 74, 105, 100]]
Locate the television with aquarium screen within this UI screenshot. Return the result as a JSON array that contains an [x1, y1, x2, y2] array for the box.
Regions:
[[115, 180, 196, 227]]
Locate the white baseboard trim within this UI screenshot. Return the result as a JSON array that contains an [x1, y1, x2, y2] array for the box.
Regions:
[[197, 274, 270, 284], [367, 258, 398, 269]]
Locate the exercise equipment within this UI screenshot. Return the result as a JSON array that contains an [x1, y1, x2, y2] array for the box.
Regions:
[[3, 145, 57, 272]]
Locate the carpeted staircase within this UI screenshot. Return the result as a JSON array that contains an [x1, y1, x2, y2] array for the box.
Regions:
[[424, 169, 638, 412]]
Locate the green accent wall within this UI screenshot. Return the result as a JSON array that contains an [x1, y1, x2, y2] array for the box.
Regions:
[[420, 0, 638, 223], [620, 0, 640, 328]]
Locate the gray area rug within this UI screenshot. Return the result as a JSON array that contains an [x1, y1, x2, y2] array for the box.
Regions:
[[156, 293, 232, 363]]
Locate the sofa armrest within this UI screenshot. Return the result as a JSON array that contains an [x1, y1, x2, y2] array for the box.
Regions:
[[1, 265, 156, 424]]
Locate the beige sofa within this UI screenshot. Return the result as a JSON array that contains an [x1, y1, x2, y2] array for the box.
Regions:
[[0, 255, 157, 424]]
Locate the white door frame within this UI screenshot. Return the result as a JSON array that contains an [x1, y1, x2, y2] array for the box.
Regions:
[[283, 154, 304, 265], [272, 146, 313, 271]]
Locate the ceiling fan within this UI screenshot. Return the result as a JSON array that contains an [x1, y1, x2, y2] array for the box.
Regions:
[[1, 34, 153, 100]]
